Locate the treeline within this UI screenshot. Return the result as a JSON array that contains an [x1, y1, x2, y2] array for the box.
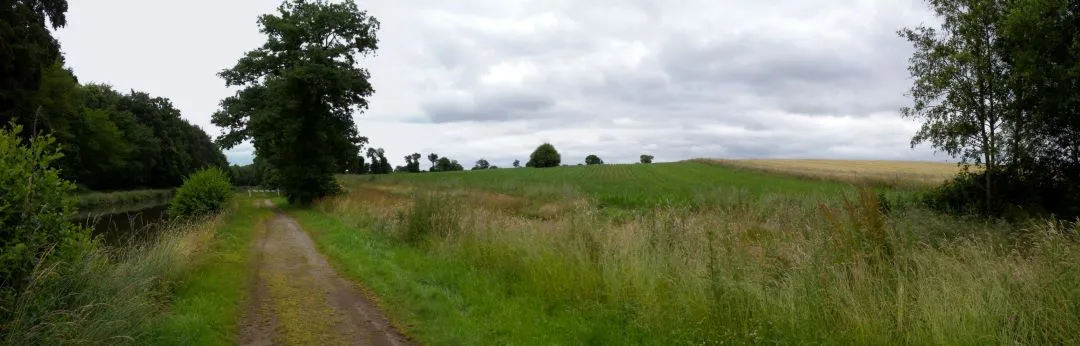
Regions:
[[901, 0, 1080, 219], [1, 1, 226, 192]]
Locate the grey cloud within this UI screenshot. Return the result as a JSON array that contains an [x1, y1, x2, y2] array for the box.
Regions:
[[421, 88, 556, 123]]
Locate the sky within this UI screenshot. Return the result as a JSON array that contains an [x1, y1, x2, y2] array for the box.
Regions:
[[54, 0, 945, 167]]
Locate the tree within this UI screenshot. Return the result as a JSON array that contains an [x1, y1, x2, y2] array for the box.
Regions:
[[0, 0, 69, 129], [212, 0, 380, 205], [585, 154, 603, 165], [408, 153, 422, 173], [900, 0, 1011, 213], [428, 153, 438, 171], [640, 154, 654, 164], [526, 143, 561, 168], [513, 159, 520, 168], [472, 158, 490, 170], [435, 157, 452, 172]]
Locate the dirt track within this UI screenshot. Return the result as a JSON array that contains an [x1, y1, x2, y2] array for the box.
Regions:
[[238, 200, 410, 346]]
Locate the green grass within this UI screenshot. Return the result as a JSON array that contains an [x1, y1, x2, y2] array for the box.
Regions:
[[1, 195, 272, 345], [151, 197, 272, 345], [346, 161, 857, 209], [311, 162, 1080, 344]]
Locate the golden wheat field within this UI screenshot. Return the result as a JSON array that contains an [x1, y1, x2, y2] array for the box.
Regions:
[[707, 158, 968, 186]]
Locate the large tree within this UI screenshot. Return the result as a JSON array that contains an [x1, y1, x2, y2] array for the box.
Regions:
[[899, 0, 1009, 212], [0, 0, 68, 128], [212, 0, 380, 205]]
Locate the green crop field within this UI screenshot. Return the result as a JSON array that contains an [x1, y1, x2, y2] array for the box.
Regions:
[[342, 161, 857, 209], [303, 161, 1080, 345]]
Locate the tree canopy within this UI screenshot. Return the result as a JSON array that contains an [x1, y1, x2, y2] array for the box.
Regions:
[[527, 143, 561, 168], [640, 155, 654, 164], [901, 0, 1080, 218], [585, 155, 603, 165], [213, 0, 380, 205]]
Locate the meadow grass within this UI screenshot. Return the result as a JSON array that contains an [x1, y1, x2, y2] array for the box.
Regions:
[[307, 162, 1080, 344], [1, 196, 272, 345]]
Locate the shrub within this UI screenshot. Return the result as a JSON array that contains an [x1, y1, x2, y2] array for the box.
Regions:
[[585, 154, 603, 165], [169, 168, 233, 218], [640, 154, 654, 164], [0, 122, 92, 307], [526, 143, 561, 168]]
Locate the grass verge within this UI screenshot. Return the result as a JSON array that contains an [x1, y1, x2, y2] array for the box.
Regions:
[[1, 196, 272, 345]]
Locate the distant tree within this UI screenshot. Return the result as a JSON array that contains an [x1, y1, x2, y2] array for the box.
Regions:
[[526, 143, 561, 168], [490, 166, 499, 169], [472, 158, 490, 170], [211, 0, 380, 205], [513, 159, 520, 168], [585, 154, 603, 165], [409, 153, 422, 173], [640, 155, 654, 164], [428, 153, 438, 171], [435, 157, 452, 172], [449, 160, 464, 171]]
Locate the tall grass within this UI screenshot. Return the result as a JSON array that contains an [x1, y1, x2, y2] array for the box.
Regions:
[[1, 198, 267, 345], [314, 183, 1080, 344]]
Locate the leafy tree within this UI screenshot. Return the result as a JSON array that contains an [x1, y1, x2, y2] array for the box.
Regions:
[[472, 158, 490, 170], [428, 153, 438, 171], [899, 0, 1009, 212], [212, 0, 380, 205], [449, 160, 464, 171], [585, 154, 603, 165], [513, 159, 520, 168], [640, 154, 654, 164], [526, 143, 560, 168], [435, 157, 452, 172], [0, 0, 69, 128], [408, 153, 422, 173]]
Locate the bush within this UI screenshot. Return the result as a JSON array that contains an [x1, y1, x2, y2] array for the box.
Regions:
[[0, 122, 92, 307], [526, 143, 561, 168], [922, 168, 1080, 220], [169, 168, 233, 218], [640, 154, 654, 164]]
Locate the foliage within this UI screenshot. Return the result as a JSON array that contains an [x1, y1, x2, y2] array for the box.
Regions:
[[526, 143, 561, 168], [427, 153, 438, 171], [585, 154, 603, 165], [0, 122, 91, 309], [901, 0, 1080, 219], [513, 159, 520, 168], [472, 158, 490, 170], [640, 154, 654, 164], [433, 156, 465, 172], [213, 0, 380, 205], [169, 168, 233, 218], [402, 153, 422, 173], [0, 0, 68, 126]]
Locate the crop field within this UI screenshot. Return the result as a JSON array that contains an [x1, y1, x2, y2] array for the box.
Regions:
[[298, 161, 1080, 344], [708, 158, 966, 187], [342, 161, 857, 209]]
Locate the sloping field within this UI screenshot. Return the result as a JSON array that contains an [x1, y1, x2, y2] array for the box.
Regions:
[[343, 161, 855, 209], [707, 158, 965, 186], [312, 162, 1080, 344]]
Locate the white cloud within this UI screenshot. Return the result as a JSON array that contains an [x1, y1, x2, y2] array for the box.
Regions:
[[55, 0, 949, 167]]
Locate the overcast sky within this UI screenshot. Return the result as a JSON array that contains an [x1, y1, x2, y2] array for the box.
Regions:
[[54, 0, 945, 167]]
